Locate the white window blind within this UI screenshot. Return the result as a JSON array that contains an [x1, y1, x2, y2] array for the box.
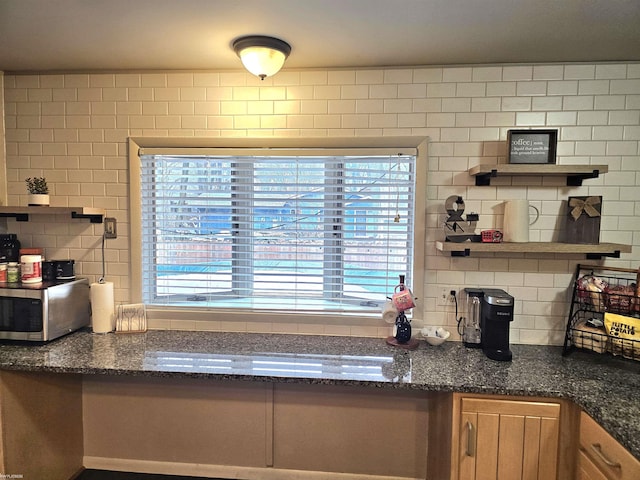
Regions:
[[140, 153, 416, 314]]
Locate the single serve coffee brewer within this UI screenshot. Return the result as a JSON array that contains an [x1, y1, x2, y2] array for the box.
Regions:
[[462, 288, 515, 361]]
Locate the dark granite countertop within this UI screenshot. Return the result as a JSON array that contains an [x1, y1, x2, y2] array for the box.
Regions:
[[0, 329, 638, 459]]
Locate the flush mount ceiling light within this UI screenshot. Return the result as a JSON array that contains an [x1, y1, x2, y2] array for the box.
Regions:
[[232, 35, 291, 80]]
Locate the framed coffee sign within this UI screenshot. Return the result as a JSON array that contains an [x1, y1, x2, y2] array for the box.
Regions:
[[508, 129, 558, 164]]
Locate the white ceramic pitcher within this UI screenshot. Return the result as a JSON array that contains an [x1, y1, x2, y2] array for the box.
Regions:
[[503, 200, 540, 242]]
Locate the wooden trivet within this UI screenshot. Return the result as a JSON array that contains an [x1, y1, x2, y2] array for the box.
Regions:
[[385, 336, 420, 350]]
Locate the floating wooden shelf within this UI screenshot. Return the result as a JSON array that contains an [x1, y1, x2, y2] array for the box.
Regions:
[[0, 206, 105, 223], [468, 164, 608, 186], [435, 241, 632, 259]]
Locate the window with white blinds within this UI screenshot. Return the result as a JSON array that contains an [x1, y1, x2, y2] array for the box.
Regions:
[[139, 152, 416, 314]]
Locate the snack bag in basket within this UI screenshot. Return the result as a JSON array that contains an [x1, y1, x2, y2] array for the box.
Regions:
[[604, 312, 640, 359]]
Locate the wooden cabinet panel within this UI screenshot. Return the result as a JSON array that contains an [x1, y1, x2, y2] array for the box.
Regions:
[[522, 416, 541, 480], [577, 450, 608, 480], [453, 395, 561, 480], [475, 413, 499, 480], [497, 414, 525, 478], [578, 411, 640, 480], [539, 417, 561, 479]]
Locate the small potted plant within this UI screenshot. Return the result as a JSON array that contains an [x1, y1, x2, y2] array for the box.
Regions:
[[25, 177, 50, 206]]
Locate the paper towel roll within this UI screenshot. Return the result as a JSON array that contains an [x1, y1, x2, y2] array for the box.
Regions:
[[91, 281, 115, 333], [503, 200, 539, 243], [382, 300, 399, 324]]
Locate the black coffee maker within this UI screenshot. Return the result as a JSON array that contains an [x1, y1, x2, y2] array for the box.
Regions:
[[480, 288, 514, 361], [462, 287, 514, 361]]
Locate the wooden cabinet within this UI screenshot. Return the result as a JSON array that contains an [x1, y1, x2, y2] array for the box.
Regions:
[[578, 411, 640, 480], [577, 450, 609, 480], [451, 394, 562, 480]]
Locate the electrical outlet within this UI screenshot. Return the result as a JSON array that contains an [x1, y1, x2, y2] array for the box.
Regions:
[[104, 217, 117, 239], [437, 287, 457, 306]]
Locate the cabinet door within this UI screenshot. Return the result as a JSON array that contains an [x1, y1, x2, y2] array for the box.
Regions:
[[578, 411, 640, 480], [456, 397, 560, 480], [577, 450, 608, 480]]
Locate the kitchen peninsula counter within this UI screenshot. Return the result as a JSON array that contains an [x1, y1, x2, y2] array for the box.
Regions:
[[0, 329, 638, 461]]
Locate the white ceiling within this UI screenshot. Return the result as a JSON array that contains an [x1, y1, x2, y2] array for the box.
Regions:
[[1, 0, 639, 73]]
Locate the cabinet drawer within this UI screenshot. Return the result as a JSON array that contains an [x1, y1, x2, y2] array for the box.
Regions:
[[579, 412, 640, 480], [577, 450, 608, 480]]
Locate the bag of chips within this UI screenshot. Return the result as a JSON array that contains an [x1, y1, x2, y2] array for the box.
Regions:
[[604, 312, 640, 360]]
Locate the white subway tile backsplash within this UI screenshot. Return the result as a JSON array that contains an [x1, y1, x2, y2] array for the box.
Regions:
[[532, 96, 562, 111], [384, 98, 413, 113], [328, 70, 356, 85], [384, 69, 413, 84], [515, 112, 546, 126], [606, 141, 639, 156], [503, 66, 533, 81], [455, 113, 485, 127], [427, 83, 456, 98], [300, 71, 328, 85], [547, 81, 578, 96], [456, 82, 486, 97], [473, 66, 503, 82], [547, 111, 577, 125], [577, 111, 607, 125], [442, 98, 471, 113], [593, 126, 623, 140], [595, 64, 627, 79], [355, 70, 383, 84], [470, 127, 500, 141], [340, 85, 369, 99], [578, 80, 610, 95], [533, 65, 564, 80], [443, 68, 473, 83], [426, 112, 456, 127], [485, 112, 515, 126], [564, 65, 596, 80], [5, 61, 639, 342], [609, 110, 640, 125], [486, 82, 516, 97], [574, 140, 606, 156], [516, 81, 547, 96], [413, 68, 443, 83], [501, 97, 531, 111], [610, 79, 640, 94], [563, 95, 594, 111], [623, 126, 640, 140]]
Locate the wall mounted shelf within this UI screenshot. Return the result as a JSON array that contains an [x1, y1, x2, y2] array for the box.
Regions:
[[468, 164, 608, 186], [435, 241, 631, 259], [0, 206, 105, 223]]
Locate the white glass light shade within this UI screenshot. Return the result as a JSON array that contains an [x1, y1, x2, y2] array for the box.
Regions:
[[233, 36, 291, 80], [238, 46, 287, 79]]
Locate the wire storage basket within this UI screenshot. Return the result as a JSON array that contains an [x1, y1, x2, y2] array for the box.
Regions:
[[563, 264, 640, 361]]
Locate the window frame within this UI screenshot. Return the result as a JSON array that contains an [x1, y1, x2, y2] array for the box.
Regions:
[[129, 136, 427, 327]]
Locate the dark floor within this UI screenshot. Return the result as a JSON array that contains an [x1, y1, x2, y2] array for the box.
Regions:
[[76, 470, 227, 480]]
